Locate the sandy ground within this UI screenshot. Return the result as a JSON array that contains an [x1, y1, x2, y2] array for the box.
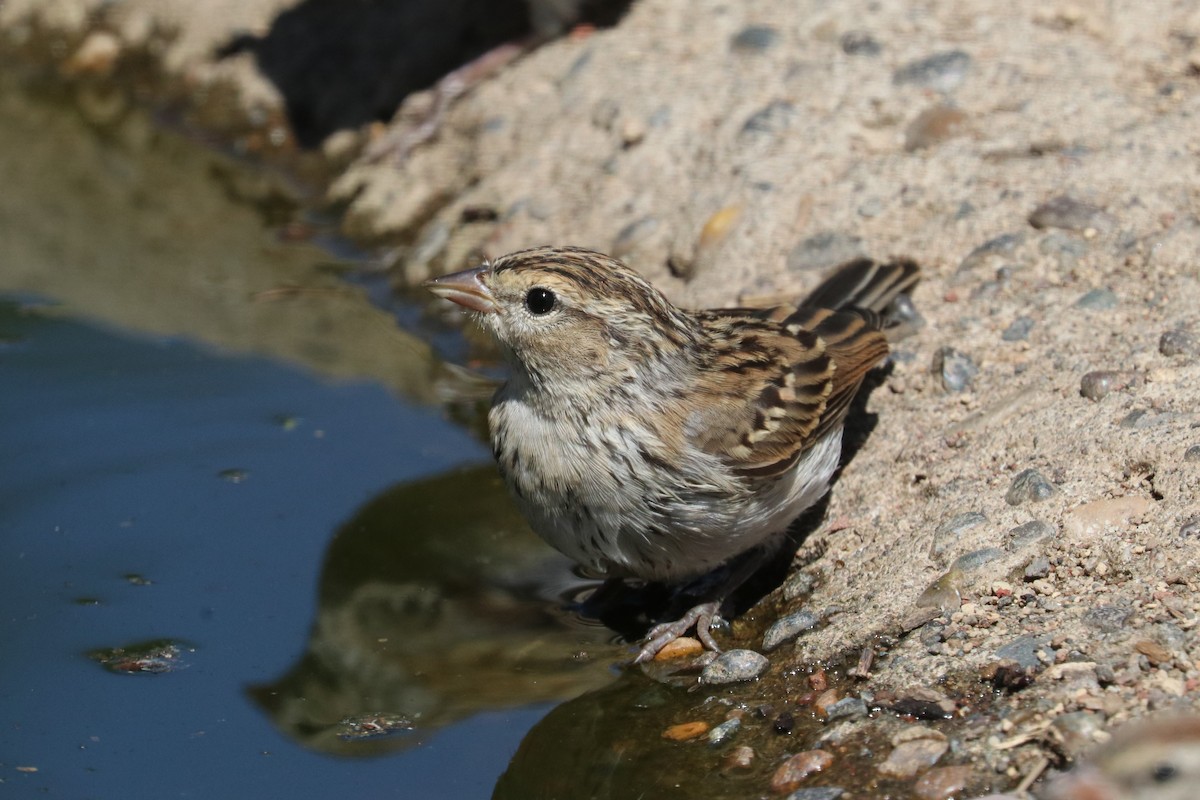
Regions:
[[4, 0, 1199, 796]]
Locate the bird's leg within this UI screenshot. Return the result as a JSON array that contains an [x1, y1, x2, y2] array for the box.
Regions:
[[632, 544, 784, 664]]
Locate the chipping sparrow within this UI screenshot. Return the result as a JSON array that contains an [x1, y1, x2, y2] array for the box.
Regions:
[[426, 246, 919, 662]]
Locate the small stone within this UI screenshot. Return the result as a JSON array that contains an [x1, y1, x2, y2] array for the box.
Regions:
[[1118, 409, 1179, 429], [1075, 288, 1119, 310], [893, 50, 972, 92], [1181, 515, 1200, 537], [1006, 469, 1056, 505], [931, 347, 978, 392], [1029, 196, 1115, 232], [786, 789, 844, 800], [782, 571, 818, 600], [926, 513, 984, 556], [763, 610, 821, 650], [841, 30, 881, 56], [929, 511, 988, 558], [1185, 446, 1200, 463], [1007, 520, 1054, 549], [888, 688, 955, 720], [1080, 370, 1137, 400], [915, 570, 963, 613], [996, 635, 1053, 670], [1159, 329, 1200, 357], [904, 105, 969, 151], [741, 101, 798, 139], [654, 637, 704, 661], [787, 232, 866, 273], [979, 660, 1036, 692], [1024, 556, 1051, 580], [771, 750, 835, 793], [774, 711, 795, 734], [1001, 316, 1035, 342], [858, 198, 884, 218], [662, 721, 710, 741], [952, 547, 1004, 573], [1082, 604, 1132, 634], [813, 689, 842, 717], [701, 649, 769, 684], [824, 697, 867, 722], [958, 232, 1024, 272], [878, 737, 948, 778], [1064, 497, 1152, 537], [731, 25, 779, 53], [913, 765, 974, 800], [707, 717, 742, 745], [1134, 639, 1173, 666], [722, 745, 755, 772]]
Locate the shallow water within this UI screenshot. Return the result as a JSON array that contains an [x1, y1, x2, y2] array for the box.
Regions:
[[0, 83, 631, 797]]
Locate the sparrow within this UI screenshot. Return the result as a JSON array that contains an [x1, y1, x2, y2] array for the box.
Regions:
[[426, 246, 919, 662]]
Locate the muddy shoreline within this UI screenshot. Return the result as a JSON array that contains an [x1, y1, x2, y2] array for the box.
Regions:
[[4, 1, 1198, 797]]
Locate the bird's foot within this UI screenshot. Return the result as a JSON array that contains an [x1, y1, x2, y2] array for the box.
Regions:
[[632, 601, 723, 665]]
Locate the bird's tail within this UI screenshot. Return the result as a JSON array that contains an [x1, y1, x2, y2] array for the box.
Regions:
[[799, 257, 920, 315]]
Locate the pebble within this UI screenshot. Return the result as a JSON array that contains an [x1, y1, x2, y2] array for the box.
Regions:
[[995, 635, 1052, 670], [786, 232, 866, 273], [888, 688, 955, 720], [878, 737, 948, 778], [1159, 329, 1200, 357], [741, 101, 798, 139], [893, 50, 972, 92], [662, 721, 710, 741], [1134, 639, 1173, 666], [774, 711, 795, 734], [701, 649, 769, 684], [771, 750, 835, 793], [930, 511, 988, 558], [785, 789, 844, 800], [979, 660, 1035, 692], [904, 105, 969, 151], [763, 610, 821, 651], [958, 232, 1024, 272], [1005, 469, 1056, 505], [931, 347, 978, 392], [951, 547, 1004, 573], [813, 689, 841, 717], [611, 216, 660, 259], [1075, 288, 1119, 310], [1118, 409, 1179, 429], [841, 30, 881, 56], [722, 745, 755, 772], [707, 717, 742, 745], [1064, 496, 1152, 537], [823, 697, 867, 722], [915, 569, 963, 613], [653, 636, 704, 661], [1007, 519, 1053, 549], [1082, 604, 1132, 634], [1024, 556, 1051, 580], [730, 25, 779, 53], [1001, 316, 1035, 342], [782, 571, 818, 600], [913, 765, 973, 800], [1185, 446, 1200, 463], [1181, 515, 1200, 538], [1079, 369, 1136, 400], [1029, 196, 1115, 232]]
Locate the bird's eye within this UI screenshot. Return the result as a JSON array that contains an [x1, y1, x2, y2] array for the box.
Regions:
[[524, 287, 557, 315]]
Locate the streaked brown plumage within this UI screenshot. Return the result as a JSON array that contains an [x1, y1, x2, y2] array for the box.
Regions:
[[426, 246, 918, 661]]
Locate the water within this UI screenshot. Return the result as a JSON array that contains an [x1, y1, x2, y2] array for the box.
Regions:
[[0, 82, 624, 798]]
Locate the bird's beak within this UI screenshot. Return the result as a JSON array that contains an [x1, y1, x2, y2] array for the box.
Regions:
[[424, 265, 498, 314]]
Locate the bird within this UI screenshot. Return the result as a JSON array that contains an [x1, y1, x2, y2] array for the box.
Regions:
[[425, 246, 919, 663]]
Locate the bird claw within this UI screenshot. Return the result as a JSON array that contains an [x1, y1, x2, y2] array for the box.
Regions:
[[632, 601, 723, 664]]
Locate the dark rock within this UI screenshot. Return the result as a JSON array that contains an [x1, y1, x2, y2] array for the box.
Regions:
[[1082, 604, 1132, 634], [995, 635, 1052, 670], [774, 711, 795, 734], [740, 101, 797, 139], [1024, 556, 1052, 580], [730, 25, 779, 53], [763, 610, 821, 651], [1029, 196, 1115, 232], [786, 231, 866, 273], [841, 30, 880, 56], [707, 717, 741, 745], [980, 659, 1036, 692], [1002, 316, 1035, 341], [931, 347, 978, 392], [888, 688, 955, 719], [1075, 288, 1118, 310], [1008, 520, 1053, 549], [952, 547, 1004, 573], [893, 50, 972, 92], [701, 649, 769, 683], [1160, 329, 1200, 357], [1005, 469, 1056, 505]]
